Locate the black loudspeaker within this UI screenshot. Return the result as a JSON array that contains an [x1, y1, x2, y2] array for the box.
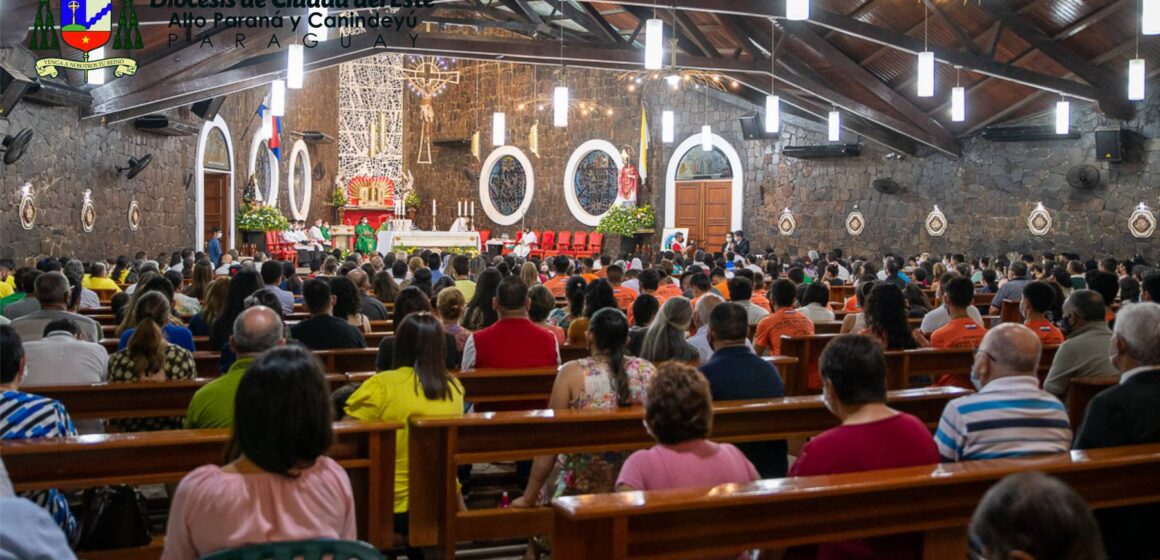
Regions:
[[1095, 129, 1122, 162], [739, 113, 765, 140], [192, 97, 225, 121]]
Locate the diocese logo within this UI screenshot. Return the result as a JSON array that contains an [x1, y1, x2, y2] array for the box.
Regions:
[[29, 0, 140, 80]]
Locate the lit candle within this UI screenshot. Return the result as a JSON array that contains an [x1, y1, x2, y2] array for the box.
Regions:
[[433, 199, 437, 218], [470, 201, 475, 216]]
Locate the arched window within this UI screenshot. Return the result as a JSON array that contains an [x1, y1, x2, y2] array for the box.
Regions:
[[676, 146, 733, 180]]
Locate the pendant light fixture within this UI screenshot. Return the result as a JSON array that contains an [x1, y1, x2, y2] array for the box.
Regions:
[[828, 109, 840, 142], [1055, 97, 1070, 135], [287, 43, 304, 89], [1130, 2, 1147, 100], [554, 28, 569, 127], [270, 79, 286, 117], [1144, 0, 1159, 35], [701, 84, 711, 151], [917, 4, 935, 97], [662, 110, 675, 143], [493, 64, 506, 146], [765, 19, 780, 134], [644, 2, 663, 70], [786, 0, 809, 21], [951, 66, 965, 122], [665, 37, 681, 88]]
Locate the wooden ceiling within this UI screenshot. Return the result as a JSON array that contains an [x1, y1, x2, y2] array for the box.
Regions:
[[4, 0, 1156, 157]]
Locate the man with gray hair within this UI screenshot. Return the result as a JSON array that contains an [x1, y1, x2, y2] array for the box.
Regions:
[[687, 293, 723, 364], [1043, 290, 1118, 398], [348, 268, 388, 321], [934, 323, 1071, 462], [1074, 301, 1160, 559], [184, 306, 285, 429], [11, 272, 101, 342]]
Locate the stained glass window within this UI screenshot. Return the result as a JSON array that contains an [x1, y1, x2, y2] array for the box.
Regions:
[[255, 141, 272, 202], [488, 155, 527, 216], [573, 150, 618, 216], [204, 128, 230, 171], [676, 146, 732, 180]]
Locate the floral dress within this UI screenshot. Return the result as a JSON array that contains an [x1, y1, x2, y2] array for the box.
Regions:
[[106, 344, 197, 432], [541, 356, 655, 502]]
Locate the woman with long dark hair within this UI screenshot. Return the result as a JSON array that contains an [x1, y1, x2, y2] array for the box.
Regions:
[[330, 276, 370, 333], [378, 287, 460, 371], [862, 283, 928, 350], [566, 278, 617, 346], [511, 308, 655, 510], [461, 268, 502, 330], [372, 270, 400, 305], [183, 259, 215, 300], [110, 255, 130, 284], [163, 346, 354, 559], [345, 313, 464, 558], [547, 275, 587, 331], [209, 270, 264, 350]]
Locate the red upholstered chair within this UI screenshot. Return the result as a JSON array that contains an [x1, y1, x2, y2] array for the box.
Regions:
[[555, 231, 572, 256], [585, 232, 603, 258], [569, 231, 588, 257], [265, 231, 297, 266], [531, 230, 556, 259]]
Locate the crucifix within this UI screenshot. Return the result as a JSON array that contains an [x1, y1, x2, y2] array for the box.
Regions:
[[401, 56, 460, 164]]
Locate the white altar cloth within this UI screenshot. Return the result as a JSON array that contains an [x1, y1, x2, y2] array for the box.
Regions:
[[377, 231, 481, 254]]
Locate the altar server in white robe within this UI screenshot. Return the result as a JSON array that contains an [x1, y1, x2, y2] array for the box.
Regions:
[[449, 216, 470, 232], [512, 227, 536, 259]]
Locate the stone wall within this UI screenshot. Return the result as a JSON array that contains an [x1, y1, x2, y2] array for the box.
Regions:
[[405, 62, 1159, 260]]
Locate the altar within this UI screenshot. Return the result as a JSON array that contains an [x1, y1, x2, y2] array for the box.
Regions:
[[377, 231, 481, 255]]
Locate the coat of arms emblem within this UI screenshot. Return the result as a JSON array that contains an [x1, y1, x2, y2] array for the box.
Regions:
[[29, 0, 140, 80]]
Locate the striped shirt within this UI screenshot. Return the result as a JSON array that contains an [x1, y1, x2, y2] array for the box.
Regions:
[[0, 390, 78, 540], [934, 376, 1071, 462]]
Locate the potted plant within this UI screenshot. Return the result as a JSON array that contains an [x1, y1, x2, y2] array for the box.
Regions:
[[405, 191, 421, 222]]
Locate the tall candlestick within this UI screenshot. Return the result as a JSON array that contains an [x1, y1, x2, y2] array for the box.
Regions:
[[470, 201, 475, 216]]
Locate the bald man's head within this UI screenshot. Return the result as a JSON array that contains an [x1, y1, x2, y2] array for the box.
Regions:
[[231, 306, 284, 354], [347, 269, 369, 291], [978, 323, 1042, 383]]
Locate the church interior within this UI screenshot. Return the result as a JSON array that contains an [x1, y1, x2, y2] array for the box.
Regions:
[[1, 0, 1159, 558]]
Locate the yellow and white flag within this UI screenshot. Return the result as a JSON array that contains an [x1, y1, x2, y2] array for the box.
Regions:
[[638, 105, 649, 180]]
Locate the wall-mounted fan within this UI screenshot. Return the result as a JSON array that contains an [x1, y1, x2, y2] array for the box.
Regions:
[[1065, 165, 1100, 190], [872, 178, 901, 195], [1, 127, 33, 164], [116, 154, 153, 179]]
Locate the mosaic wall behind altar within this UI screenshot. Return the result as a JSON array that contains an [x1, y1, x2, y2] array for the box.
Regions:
[[405, 64, 1159, 258]]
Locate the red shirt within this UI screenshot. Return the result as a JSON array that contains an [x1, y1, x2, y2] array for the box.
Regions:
[[1024, 320, 1064, 346], [754, 308, 815, 356], [930, 317, 987, 387], [787, 413, 939, 560], [470, 318, 558, 411]]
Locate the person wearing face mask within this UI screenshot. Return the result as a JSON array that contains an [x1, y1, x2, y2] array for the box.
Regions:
[[933, 323, 1071, 463], [787, 334, 939, 560], [1042, 290, 1119, 399]]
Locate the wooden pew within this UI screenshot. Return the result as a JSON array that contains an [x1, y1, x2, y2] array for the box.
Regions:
[[777, 334, 841, 395], [550, 443, 1160, 560], [882, 345, 1059, 390], [101, 336, 215, 354], [407, 387, 969, 557], [193, 348, 379, 377], [80, 306, 112, 315], [369, 320, 395, 332], [2, 421, 401, 555], [1065, 376, 1120, 429], [814, 321, 844, 334], [828, 285, 854, 303]]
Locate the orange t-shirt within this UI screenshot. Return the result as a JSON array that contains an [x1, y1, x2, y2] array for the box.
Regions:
[[714, 281, 731, 301], [581, 273, 599, 284], [751, 293, 772, 313], [1105, 308, 1115, 324], [844, 295, 859, 312], [1024, 320, 1065, 346], [930, 317, 987, 388], [754, 308, 815, 356], [656, 283, 683, 299], [612, 285, 638, 312], [595, 268, 607, 278], [543, 275, 569, 298]]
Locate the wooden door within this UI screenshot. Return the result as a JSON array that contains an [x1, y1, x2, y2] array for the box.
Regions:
[[203, 173, 230, 248], [673, 180, 732, 250]]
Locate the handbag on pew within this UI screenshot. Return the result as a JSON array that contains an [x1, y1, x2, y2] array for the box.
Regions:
[[75, 485, 153, 551]]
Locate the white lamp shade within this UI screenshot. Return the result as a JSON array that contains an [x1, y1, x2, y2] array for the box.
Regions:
[[1145, 0, 1160, 35], [644, 19, 664, 70], [917, 52, 935, 97], [662, 110, 675, 143], [701, 125, 712, 151], [765, 95, 780, 133], [492, 112, 506, 146], [287, 44, 304, 89], [309, 6, 328, 41], [88, 47, 106, 85], [1055, 101, 1070, 134], [828, 110, 840, 141], [553, 86, 569, 127], [260, 116, 273, 140], [1129, 58, 1146, 101], [786, 0, 810, 21], [270, 79, 286, 117], [951, 86, 965, 122]]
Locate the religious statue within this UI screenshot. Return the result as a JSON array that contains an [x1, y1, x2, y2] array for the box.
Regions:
[[355, 217, 377, 254], [617, 145, 640, 207]]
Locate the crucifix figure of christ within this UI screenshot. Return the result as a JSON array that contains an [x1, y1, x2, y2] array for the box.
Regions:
[[401, 57, 460, 164]]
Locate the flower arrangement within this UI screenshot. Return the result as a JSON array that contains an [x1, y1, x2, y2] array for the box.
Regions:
[[332, 186, 348, 207], [404, 191, 421, 208], [596, 204, 655, 237], [236, 203, 290, 232]]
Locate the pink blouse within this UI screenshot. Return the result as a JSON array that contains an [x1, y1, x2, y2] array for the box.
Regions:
[[161, 457, 356, 560]]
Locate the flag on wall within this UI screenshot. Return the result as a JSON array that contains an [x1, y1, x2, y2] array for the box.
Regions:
[[256, 97, 283, 160], [638, 105, 649, 180]]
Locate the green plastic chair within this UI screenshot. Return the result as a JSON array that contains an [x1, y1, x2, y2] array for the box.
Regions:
[[198, 539, 385, 560]]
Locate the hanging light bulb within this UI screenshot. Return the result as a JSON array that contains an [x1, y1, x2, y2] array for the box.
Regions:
[[644, 18, 664, 70], [1129, 58, 1146, 100], [1144, 0, 1160, 35], [951, 86, 966, 122], [260, 114, 273, 140], [702, 125, 712, 151], [270, 79, 285, 116], [765, 95, 780, 134], [1055, 100, 1070, 135], [917, 52, 935, 97], [786, 0, 809, 20], [492, 112, 506, 146], [309, 6, 328, 41], [828, 110, 840, 142], [662, 110, 675, 143], [665, 73, 681, 87], [287, 44, 304, 89], [554, 86, 569, 127]]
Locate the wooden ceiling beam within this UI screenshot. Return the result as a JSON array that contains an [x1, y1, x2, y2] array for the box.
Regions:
[[673, 10, 719, 58], [923, 0, 982, 56], [580, 1, 628, 44], [713, 14, 758, 59], [541, 0, 620, 43]]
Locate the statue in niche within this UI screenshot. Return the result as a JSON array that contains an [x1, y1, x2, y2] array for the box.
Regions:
[[617, 145, 639, 207]]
